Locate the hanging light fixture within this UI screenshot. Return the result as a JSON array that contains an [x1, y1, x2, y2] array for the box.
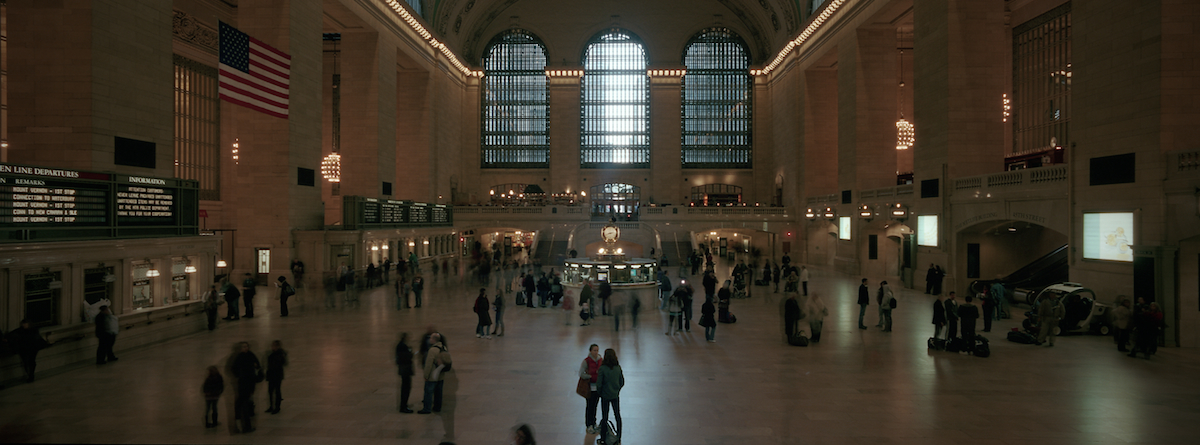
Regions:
[[322, 153, 341, 182], [145, 259, 161, 278], [896, 49, 914, 150], [324, 34, 343, 186], [232, 139, 240, 165]]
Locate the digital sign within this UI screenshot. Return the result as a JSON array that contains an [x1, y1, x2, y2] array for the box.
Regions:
[[918, 215, 938, 247], [342, 196, 451, 230], [0, 163, 198, 242], [1083, 212, 1134, 262]]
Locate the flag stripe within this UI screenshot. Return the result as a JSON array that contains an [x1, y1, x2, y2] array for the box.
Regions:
[[219, 66, 289, 98], [219, 81, 289, 109], [220, 94, 289, 120], [249, 36, 292, 62], [249, 49, 290, 78], [219, 85, 289, 113], [248, 55, 290, 81]]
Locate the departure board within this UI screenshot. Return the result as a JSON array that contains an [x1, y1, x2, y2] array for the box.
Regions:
[[342, 196, 451, 229], [0, 166, 111, 225]]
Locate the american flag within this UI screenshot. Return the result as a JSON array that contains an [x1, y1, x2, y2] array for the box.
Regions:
[[219, 21, 290, 119]]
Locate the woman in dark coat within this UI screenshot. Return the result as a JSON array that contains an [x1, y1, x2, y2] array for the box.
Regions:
[[231, 341, 261, 433], [265, 340, 288, 414], [396, 333, 415, 412], [474, 288, 493, 338], [932, 295, 947, 339]]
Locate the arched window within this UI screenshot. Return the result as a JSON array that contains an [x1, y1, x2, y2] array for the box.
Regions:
[[581, 29, 649, 168], [682, 28, 752, 168], [481, 29, 549, 168]]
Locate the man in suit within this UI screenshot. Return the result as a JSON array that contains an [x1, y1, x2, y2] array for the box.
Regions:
[[857, 278, 870, 329]]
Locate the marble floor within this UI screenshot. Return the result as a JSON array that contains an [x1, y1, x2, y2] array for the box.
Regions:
[[2, 264, 1199, 445]]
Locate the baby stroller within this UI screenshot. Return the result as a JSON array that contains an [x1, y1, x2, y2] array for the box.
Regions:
[[732, 274, 749, 299]]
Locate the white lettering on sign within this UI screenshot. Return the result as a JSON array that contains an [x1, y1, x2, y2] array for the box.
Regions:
[[0, 164, 81, 178], [128, 176, 168, 185]]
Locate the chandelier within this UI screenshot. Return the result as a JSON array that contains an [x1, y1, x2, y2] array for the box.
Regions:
[[896, 49, 913, 150], [321, 153, 341, 182]]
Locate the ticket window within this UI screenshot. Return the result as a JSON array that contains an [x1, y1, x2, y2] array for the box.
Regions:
[[132, 263, 154, 310], [256, 248, 271, 282], [170, 258, 191, 304]]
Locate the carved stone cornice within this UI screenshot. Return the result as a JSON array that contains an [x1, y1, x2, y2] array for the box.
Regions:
[[173, 10, 219, 55]]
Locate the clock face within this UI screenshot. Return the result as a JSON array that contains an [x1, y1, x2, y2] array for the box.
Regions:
[[601, 226, 619, 242]]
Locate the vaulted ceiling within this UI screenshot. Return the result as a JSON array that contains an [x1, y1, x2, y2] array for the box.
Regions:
[[421, 0, 808, 65]]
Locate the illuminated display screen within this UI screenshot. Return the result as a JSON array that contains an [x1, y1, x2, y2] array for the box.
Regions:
[[838, 216, 851, 240], [1083, 212, 1134, 262], [918, 215, 938, 246]]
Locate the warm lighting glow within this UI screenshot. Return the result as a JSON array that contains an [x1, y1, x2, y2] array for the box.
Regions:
[[146, 269, 161, 278], [896, 119, 914, 150], [754, 0, 846, 76], [423, 240, 430, 245], [185, 265, 197, 274], [382, 244, 389, 250], [216, 260, 228, 268], [805, 208, 816, 219], [408, 241, 416, 247], [710, 231, 717, 235], [580, 191, 586, 197], [371, 245, 379, 251], [545, 70, 584, 77], [232, 139, 240, 165], [614, 264, 627, 269], [647, 69, 686, 77], [382, 0, 484, 78], [489, 189, 495, 195], [1003, 93, 1011, 122], [322, 153, 342, 182], [616, 248, 623, 254], [598, 248, 607, 254], [859, 204, 872, 218]]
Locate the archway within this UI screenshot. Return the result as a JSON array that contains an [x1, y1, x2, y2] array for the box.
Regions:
[[590, 183, 641, 218]]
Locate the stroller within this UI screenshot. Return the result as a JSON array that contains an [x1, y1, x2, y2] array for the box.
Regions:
[[732, 274, 749, 299]]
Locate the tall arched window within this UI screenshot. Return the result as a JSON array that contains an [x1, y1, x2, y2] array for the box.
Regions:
[[682, 28, 752, 168], [581, 29, 649, 168], [481, 29, 549, 168]]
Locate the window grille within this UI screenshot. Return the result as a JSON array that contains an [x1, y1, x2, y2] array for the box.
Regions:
[[581, 29, 649, 168], [1012, 3, 1071, 156], [682, 29, 752, 168], [173, 55, 220, 200], [481, 30, 549, 168]]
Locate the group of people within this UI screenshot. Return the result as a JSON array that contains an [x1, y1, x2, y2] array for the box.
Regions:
[[1111, 296, 1166, 359], [578, 345, 625, 441], [782, 291, 829, 342], [202, 340, 288, 433], [203, 275, 296, 330], [395, 329, 458, 443], [857, 278, 898, 331], [931, 291, 983, 351]]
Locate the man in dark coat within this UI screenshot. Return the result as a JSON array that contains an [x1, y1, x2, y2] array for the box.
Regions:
[[8, 319, 49, 382], [598, 280, 613, 315], [241, 273, 257, 318], [396, 333, 415, 413], [857, 278, 870, 329], [958, 296, 981, 352], [222, 281, 241, 320], [232, 341, 262, 433], [783, 294, 802, 341]]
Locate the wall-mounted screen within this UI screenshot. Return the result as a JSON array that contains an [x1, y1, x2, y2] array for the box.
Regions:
[[1083, 212, 1134, 262], [838, 216, 851, 240], [918, 215, 938, 246]]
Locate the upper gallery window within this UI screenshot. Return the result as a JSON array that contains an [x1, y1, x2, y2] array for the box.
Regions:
[[681, 28, 752, 168], [481, 29, 549, 168], [580, 29, 649, 168]]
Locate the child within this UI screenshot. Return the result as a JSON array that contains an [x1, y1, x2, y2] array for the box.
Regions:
[[580, 302, 592, 326], [203, 365, 224, 428]]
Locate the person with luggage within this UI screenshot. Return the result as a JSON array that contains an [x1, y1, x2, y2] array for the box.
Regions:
[[932, 293, 947, 340], [700, 297, 717, 342], [579, 344, 603, 434], [944, 292, 959, 341], [783, 293, 802, 342], [958, 296, 981, 352], [878, 281, 895, 332], [806, 292, 828, 342], [596, 348, 625, 443], [857, 278, 870, 330], [1037, 295, 1064, 347]]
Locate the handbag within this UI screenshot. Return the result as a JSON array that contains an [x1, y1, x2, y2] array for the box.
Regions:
[[576, 378, 590, 398]]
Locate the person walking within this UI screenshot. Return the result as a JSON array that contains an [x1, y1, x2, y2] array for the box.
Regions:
[[958, 296, 980, 352], [417, 333, 450, 414], [658, 270, 673, 310], [202, 365, 224, 428], [932, 293, 947, 340], [395, 333, 415, 413], [679, 282, 694, 333], [203, 284, 222, 331], [980, 290, 995, 332], [264, 340, 287, 414], [1037, 295, 1064, 347], [879, 281, 895, 332], [783, 293, 802, 341], [241, 273, 257, 318], [772, 262, 781, 293], [1112, 297, 1132, 352], [8, 319, 50, 382], [806, 292, 829, 342], [562, 291, 576, 326], [701, 297, 717, 342], [473, 288, 493, 339], [702, 270, 717, 301], [579, 344, 603, 434], [523, 273, 536, 308], [231, 341, 261, 433], [275, 276, 295, 317], [94, 305, 119, 364], [666, 288, 684, 335], [596, 348, 625, 442], [491, 290, 505, 336], [222, 280, 241, 320], [944, 292, 959, 340], [598, 280, 613, 315], [799, 265, 810, 296], [857, 278, 870, 330]]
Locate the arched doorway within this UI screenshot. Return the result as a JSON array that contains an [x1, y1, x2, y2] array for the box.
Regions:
[[590, 183, 640, 218]]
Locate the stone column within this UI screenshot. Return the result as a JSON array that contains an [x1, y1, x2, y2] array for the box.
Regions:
[[838, 27, 899, 195], [340, 31, 397, 200], [649, 70, 684, 205]]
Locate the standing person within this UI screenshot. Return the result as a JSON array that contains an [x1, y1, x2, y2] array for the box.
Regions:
[[395, 333, 415, 413], [717, 280, 733, 322], [275, 276, 295, 317], [799, 265, 810, 296], [806, 292, 829, 342], [958, 296, 980, 352], [596, 348, 625, 442], [536, 273, 551, 307], [944, 292, 960, 340], [1112, 297, 1132, 352], [875, 281, 887, 328], [411, 275, 425, 308], [203, 284, 222, 331], [933, 265, 946, 295], [783, 293, 802, 341], [772, 262, 781, 293], [879, 281, 895, 332], [701, 297, 717, 342], [491, 290, 505, 336], [8, 319, 49, 382], [241, 274, 257, 318], [366, 263, 377, 288], [666, 288, 684, 335], [523, 272, 536, 308], [417, 333, 450, 415], [222, 280, 241, 320], [990, 281, 1009, 318], [598, 280, 613, 316], [658, 270, 673, 310], [290, 260, 305, 288], [925, 264, 937, 294], [702, 270, 717, 300], [1037, 295, 1064, 347], [578, 344, 603, 434], [981, 290, 995, 332], [473, 288, 493, 339], [932, 293, 947, 339], [784, 270, 799, 294], [265, 340, 287, 414], [395, 277, 408, 310], [382, 258, 391, 284], [857, 278, 870, 330], [94, 305, 119, 364], [202, 365, 224, 428], [408, 251, 419, 274], [231, 341, 261, 433], [551, 274, 564, 307], [680, 282, 694, 332]]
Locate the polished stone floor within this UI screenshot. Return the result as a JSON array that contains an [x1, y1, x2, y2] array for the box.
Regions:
[[2, 262, 1199, 445]]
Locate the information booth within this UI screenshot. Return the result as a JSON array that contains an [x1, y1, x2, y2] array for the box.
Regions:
[[560, 223, 660, 311]]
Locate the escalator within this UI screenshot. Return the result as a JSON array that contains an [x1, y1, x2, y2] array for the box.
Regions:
[[970, 244, 1068, 305]]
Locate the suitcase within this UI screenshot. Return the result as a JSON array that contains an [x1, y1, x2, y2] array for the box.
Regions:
[[515, 292, 525, 306], [1006, 330, 1038, 344], [788, 333, 809, 347], [946, 337, 964, 352], [927, 337, 946, 350]]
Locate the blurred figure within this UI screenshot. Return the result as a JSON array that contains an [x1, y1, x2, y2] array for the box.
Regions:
[[807, 292, 829, 342], [202, 365, 224, 428], [512, 423, 537, 445], [94, 305, 119, 364], [395, 333, 414, 413], [231, 341, 261, 433], [8, 319, 49, 382], [265, 340, 288, 414], [1112, 297, 1132, 352]]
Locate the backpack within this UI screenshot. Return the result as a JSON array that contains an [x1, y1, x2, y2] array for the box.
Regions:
[[1006, 330, 1038, 344], [597, 420, 619, 445], [927, 337, 946, 350], [973, 335, 991, 358], [788, 332, 809, 347], [281, 283, 295, 297], [946, 337, 964, 352], [889, 297, 897, 309]]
